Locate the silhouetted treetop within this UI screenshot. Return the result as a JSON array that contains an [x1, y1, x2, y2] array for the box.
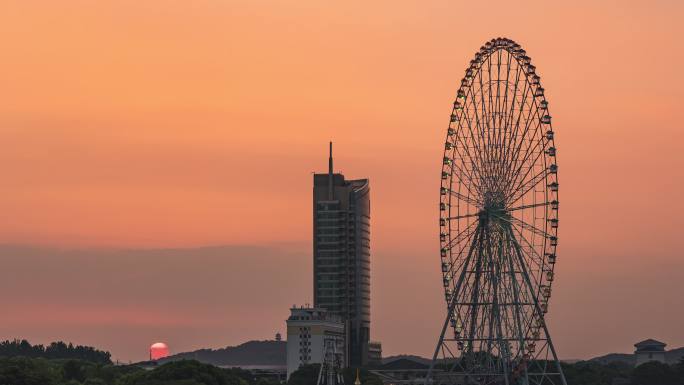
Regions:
[[0, 339, 111, 364]]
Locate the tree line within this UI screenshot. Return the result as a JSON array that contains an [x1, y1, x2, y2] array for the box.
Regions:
[[0, 339, 682, 385], [0, 339, 112, 364], [0, 357, 281, 385], [562, 359, 684, 385]]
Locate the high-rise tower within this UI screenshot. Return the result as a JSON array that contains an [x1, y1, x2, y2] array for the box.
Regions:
[[313, 142, 371, 367]]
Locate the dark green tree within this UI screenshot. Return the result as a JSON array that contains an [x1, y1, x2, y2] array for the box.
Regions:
[[0, 340, 111, 364], [287, 364, 320, 385], [83, 379, 107, 385], [62, 360, 86, 383], [561, 361, 632, 385], [0, 356, 57, 385], [121, 360, 248, 385], [631, 361, 678, 385]]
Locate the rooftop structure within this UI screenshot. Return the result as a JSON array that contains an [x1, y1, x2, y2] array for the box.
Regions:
[[634, 339, 667, 366], [286, 307, 345, 379]]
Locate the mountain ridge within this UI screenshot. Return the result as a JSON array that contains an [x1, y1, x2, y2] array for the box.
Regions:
[[159, 340, 285, 366]]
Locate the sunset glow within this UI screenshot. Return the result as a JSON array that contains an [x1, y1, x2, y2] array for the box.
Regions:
[[0, 0, 682, 364]]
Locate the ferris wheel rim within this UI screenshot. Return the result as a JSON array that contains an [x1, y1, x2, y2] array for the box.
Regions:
[[439, 37, 560, 313]]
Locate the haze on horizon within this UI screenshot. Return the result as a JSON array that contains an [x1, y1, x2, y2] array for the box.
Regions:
[[1, 0, 683, 363]]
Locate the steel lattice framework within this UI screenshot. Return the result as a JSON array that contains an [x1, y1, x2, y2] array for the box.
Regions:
[[426, 38, 566, 385]]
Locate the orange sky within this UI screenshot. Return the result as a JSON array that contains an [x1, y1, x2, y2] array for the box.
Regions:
[[0, 0, 683, 362]]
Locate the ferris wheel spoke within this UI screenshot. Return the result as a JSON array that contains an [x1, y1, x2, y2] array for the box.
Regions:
[[491, 51, 513, 188], [502, 103, 544, 193], [462, 87, 492, 189], [447, 212, 481, 221], [499, 215, 553, 240], [506, 137, 544, 194], [475, 62, 499, 194], [493, 50, 510, 189], [484, 52, 496, 190], [476, 55, 491, 173], [444, 221, 480, 280], [448, 189, 482, 207], [504, 82, 546, 188], [506, 167, 550, 206], [491, 83, 521, 197], [500, 76, 545, 192], [445, 220, 479, 250], [505, 120, 546, 195], [451, 113, 489, 191], [449, 137, 487, 196], [446, 229, 479, 280], [499, 68, 532, 177], [507, 224, 545, 278], [446, 160, 484, 199], [498, 59, 523, 175], [445, 135, 485, 198], [507, 201, 553, 212]]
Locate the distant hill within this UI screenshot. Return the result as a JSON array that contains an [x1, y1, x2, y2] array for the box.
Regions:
[[159, 340, 285, 367], [158, 341, 684, 368], [381, 355, 431, 366], [589, 346, 684, 365], [589, 353, 635, 365], [666, 347, 684, 364], [377, 356, 430, 370]]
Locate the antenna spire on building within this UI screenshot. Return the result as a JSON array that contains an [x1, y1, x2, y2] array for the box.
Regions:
[[328, 141, 334, 200], [329, 141, 333, 174]]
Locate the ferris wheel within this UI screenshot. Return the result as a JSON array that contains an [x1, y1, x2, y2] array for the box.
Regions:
[[427, 38, 566, 385]]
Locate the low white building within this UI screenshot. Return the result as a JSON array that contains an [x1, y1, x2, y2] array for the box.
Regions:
[[634, 339, 667, 366], [286, 306, 345, 379]]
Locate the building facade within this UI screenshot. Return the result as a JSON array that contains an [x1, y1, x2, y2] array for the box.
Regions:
[[368, 342, 383, 367], [286, 307, 346, 379], [313, 143, 371, 367], [634, 339, 667, 366]]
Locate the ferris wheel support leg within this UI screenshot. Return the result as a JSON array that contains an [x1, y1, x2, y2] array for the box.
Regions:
[[425, 301, 454, 385], [491, 234, 510, 385], [466, 226, 485, 356], [425, 228, 482, 385], [507, 227, 568, 385], [504, 235, 530, 385], [317, 360, 324, 385]]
